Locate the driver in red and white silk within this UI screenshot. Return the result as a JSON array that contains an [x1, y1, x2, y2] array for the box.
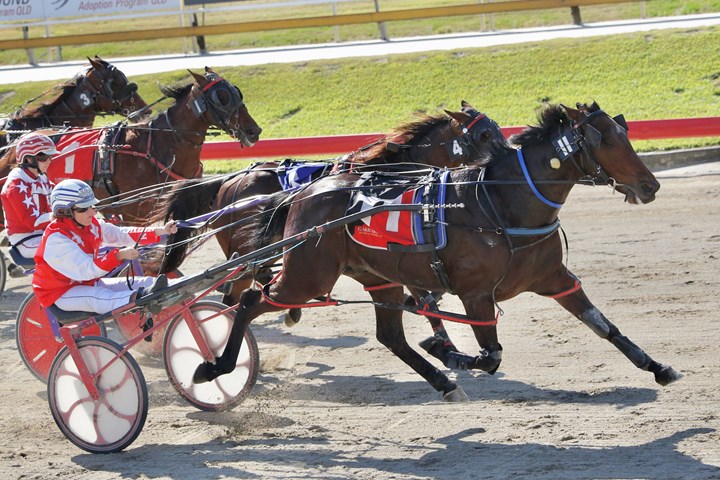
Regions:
[[33, 178, 178, 314], [1, 132, 58, 265]]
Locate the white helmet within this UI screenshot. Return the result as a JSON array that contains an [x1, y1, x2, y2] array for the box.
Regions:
[[50, 179, 98, 215]]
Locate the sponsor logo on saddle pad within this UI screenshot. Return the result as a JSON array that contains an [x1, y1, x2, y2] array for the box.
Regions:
[[346, 171, 449, 251]]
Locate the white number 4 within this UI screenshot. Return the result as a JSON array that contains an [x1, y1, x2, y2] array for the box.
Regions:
[[452, 140, 463, 156]]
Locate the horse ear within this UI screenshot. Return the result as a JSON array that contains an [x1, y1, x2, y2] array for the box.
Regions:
[[445, 109, 472, 124], [88, 56, 104, 70], [205, 66, 216, 74], [188, 70, 207, 86], [461, 100, 475, 110], [561, 103, 581, 121]]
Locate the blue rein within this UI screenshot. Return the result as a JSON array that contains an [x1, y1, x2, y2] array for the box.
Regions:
[[517, 148, 563, 209], [505, 148, 562, 236]]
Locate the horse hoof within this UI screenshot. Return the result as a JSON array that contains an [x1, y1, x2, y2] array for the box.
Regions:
[[443, 386, 469, 402], [655, 365, 683, 386], [283, 308, 302, 327], [193, 362, 213, 384]]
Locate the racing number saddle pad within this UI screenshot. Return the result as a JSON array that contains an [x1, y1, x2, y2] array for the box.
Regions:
[[345, 170, 450, 252]]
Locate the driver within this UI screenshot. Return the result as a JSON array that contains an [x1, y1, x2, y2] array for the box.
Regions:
[[32, 178, 177, 314], [1, 132, 58, 276]]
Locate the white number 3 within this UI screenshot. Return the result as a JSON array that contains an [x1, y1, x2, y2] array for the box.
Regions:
[[80, 93, 91, 106]]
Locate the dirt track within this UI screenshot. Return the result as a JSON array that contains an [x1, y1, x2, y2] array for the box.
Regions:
[[1, 164, 719, 480]]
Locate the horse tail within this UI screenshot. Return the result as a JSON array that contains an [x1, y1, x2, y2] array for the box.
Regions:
[[248, 189, 294, 252], [157, 175, 229, 273]]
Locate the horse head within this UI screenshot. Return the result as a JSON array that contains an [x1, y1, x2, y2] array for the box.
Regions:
[[85, 56, 149, 119], [559, 102, 660, 204], [350, 101, 505, 168], [187, 67, 262, 147], [443, 100, 507, 165]]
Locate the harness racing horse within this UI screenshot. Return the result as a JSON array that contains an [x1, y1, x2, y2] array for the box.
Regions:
[[0, 56, 148, 228], [94, 67, 261, 225], [0, 56, 146, 150], [191, 101, 682, 401], [158, 101, 504, 346], [2, 68, 261, 228]]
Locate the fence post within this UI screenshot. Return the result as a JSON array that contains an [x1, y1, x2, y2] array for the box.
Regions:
[[192, 13, 208, 54], [374, 0, 388, 41], [23, 26, 35, 66], [332, 2, 340, 42], [571, 6, 582, 25]]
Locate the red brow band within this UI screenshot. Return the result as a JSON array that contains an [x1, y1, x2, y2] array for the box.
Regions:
[[464, 114, 486, 131], [201, 78, 223, 92]]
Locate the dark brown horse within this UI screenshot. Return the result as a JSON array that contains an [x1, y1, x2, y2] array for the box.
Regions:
[[158, 102, 504, 337], [0, 56, 148, 229], [0, 56, 146, 149], [2, 67, 262, 228], [191, 101, 681, 401], [93, 67, 262, 225]]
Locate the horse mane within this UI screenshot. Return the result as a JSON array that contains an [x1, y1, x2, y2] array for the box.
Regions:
[[16, 78, 79, 119], [16, 58, 117, 119], [159, 82, 193, 100], [510, 101, 601, 148], [351, 113, 451, 164]]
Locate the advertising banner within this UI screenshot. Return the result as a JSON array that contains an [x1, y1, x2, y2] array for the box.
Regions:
[[183, 0, 250, 5], [0, 0, 181, 23]]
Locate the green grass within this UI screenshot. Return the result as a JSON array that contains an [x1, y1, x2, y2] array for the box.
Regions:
[[1, 22, 719, 174], [2, 0, 719, 64]]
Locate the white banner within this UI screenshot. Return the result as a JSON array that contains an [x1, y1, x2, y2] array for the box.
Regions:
[[0, 0, 181, 23]]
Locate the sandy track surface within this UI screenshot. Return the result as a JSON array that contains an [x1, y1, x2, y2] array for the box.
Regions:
[[1, 165, 719, 479]]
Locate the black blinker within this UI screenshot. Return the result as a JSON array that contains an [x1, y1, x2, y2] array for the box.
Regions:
[[584, 125, 602, 148], [613, 114, 629, 131]]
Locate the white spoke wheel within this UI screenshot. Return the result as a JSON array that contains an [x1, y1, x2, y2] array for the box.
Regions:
[[47, 336, 148, 454], [163, 300, 259, 411], [16, 293, 106, 382]]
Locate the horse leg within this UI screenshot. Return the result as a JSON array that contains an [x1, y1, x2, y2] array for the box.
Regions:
[[368, 286, 469, 402], [194, 286, 279, 383], [458, 296, 504, 374], [553, 282, 682, 386], [406, 287, 463, 366]]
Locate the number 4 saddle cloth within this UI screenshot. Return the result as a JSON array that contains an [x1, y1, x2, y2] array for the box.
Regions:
[[345, 169, 450, 252]]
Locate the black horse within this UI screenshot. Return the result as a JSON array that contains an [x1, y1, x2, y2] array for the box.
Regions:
[[192, 101, 681, 401]]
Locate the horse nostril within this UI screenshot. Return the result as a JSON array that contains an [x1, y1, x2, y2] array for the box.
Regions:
[[642, 181, 660, 195]]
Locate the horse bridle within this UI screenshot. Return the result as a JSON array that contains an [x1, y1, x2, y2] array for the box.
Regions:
[[550, 108, 629, 185], [190, 75, 246, 138], [450, 109, 505, 163], [80, 64, 139, 115]]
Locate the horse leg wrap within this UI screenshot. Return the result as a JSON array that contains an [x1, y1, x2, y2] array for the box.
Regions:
[[579, 308, 611, 337], [446, 351, 479, 370], [580, 308, 651, 370], [609, 334, 652, 370], [419, 334, 458, 367], [470, 347, 503, 374]]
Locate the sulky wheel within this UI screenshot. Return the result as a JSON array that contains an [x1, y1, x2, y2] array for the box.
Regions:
[[0, 251, 6, 297], [47, 336, 148, 454], [163, 300, 259, 411], [16, 293, 105, 382]]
